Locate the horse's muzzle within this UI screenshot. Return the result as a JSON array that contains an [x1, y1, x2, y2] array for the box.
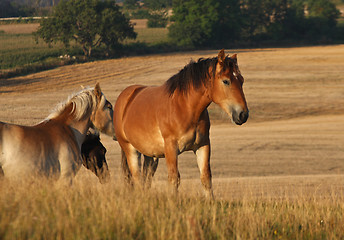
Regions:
[[232, 110, 249, 125]]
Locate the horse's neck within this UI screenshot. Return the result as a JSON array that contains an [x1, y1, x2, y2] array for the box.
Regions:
[[51, 104, 91, 149], [172, 85, 211, 123], [68, 119, 91, 148]]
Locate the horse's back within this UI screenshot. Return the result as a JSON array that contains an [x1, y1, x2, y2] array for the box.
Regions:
[[115, 85, 147, 116]]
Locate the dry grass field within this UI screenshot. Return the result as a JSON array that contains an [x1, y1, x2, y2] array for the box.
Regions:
[[1, 45, 344, 239]]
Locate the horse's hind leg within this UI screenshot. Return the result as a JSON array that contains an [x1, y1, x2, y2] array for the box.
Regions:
[[143, 156, 159, 188], [121, 149, 133, 186], [195, 143, 214, 199]]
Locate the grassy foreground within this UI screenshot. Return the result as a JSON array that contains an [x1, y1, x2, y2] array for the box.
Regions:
[[1, 178, 344, 240]]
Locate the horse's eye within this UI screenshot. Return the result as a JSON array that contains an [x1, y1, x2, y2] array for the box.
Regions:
[[222, 80, 230, 85]]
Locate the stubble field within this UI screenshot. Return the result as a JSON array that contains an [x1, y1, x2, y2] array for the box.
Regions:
[[1, 45, 344, 239]]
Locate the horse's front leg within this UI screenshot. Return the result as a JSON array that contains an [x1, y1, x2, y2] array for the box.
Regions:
[[57, 146, 81, 186], [164, 140, 180, 192], [195, 143, 214, 199], [121, 144, 142, 187]]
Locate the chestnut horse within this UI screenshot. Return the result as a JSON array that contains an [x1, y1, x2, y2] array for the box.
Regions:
[[81, 130, 110, 184], [0, 83, 114, 184], [113, 50, 248, 198]]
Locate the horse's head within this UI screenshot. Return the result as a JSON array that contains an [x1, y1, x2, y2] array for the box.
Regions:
[[91, 83, 115, 136], [81, 131, 110, 184], [211, 49, 249, 125]]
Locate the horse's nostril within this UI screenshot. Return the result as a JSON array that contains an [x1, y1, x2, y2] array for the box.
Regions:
[[239, 111, 249, 123], [233, 110, 248, 125]]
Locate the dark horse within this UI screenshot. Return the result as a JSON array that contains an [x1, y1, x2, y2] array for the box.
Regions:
[[0, 129, 112, 183], [113, 50, 248, 198], [81, 130, 110, 184]]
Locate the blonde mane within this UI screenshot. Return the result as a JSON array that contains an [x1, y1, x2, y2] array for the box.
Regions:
[[48, 87, 99, 121]]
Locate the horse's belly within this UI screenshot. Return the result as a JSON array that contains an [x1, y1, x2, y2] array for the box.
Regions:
[[137, 142, 165, 158], [126, 125, 207, 157], [2, 149, 38, 179], [126, 129, 165, 158], [2, 149, 60, 178], [2, 131, 60, 178]]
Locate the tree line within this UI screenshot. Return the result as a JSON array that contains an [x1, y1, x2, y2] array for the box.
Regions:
[[2, 0, 343, 58], [169, 0, 344, 47]]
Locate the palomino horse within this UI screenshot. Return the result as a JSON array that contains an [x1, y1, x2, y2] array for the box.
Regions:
[[0, 83, 114, 183], [0, 129, 110, 183], [113, 50, 248, 197], [81, 130, 110, 184]]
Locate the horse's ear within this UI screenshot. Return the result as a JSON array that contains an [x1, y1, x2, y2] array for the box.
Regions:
[[218, 49, 226, 64], [94, 82, 102, 100], [216, 49, 226, 73], [230, 54, 237, 63]]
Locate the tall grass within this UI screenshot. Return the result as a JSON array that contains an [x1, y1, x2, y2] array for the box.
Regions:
[[1, 177, 344, 240]]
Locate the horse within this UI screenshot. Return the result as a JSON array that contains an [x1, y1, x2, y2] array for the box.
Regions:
[[0, 83, 115, 184], [81, 130, 110, 184], [0, 129, 110, 183], [113, 49, 249, 198]]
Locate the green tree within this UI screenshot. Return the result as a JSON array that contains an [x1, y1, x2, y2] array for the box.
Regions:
[[0, 0, 34, 17], [240, 0, 291, 40], [144, 0, 172, 10], [168, 0, 219, 47], [0, 0, 20, 17], [212, 0, 243, 44], [169, 0, 244, 47], [144, 0, 171, 28], [147, 10, 168, 28], [307, 0, 340, 27], [35, 0, 136, 57], [123, 0, 139, 10], [266, 0, 308, 40]]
